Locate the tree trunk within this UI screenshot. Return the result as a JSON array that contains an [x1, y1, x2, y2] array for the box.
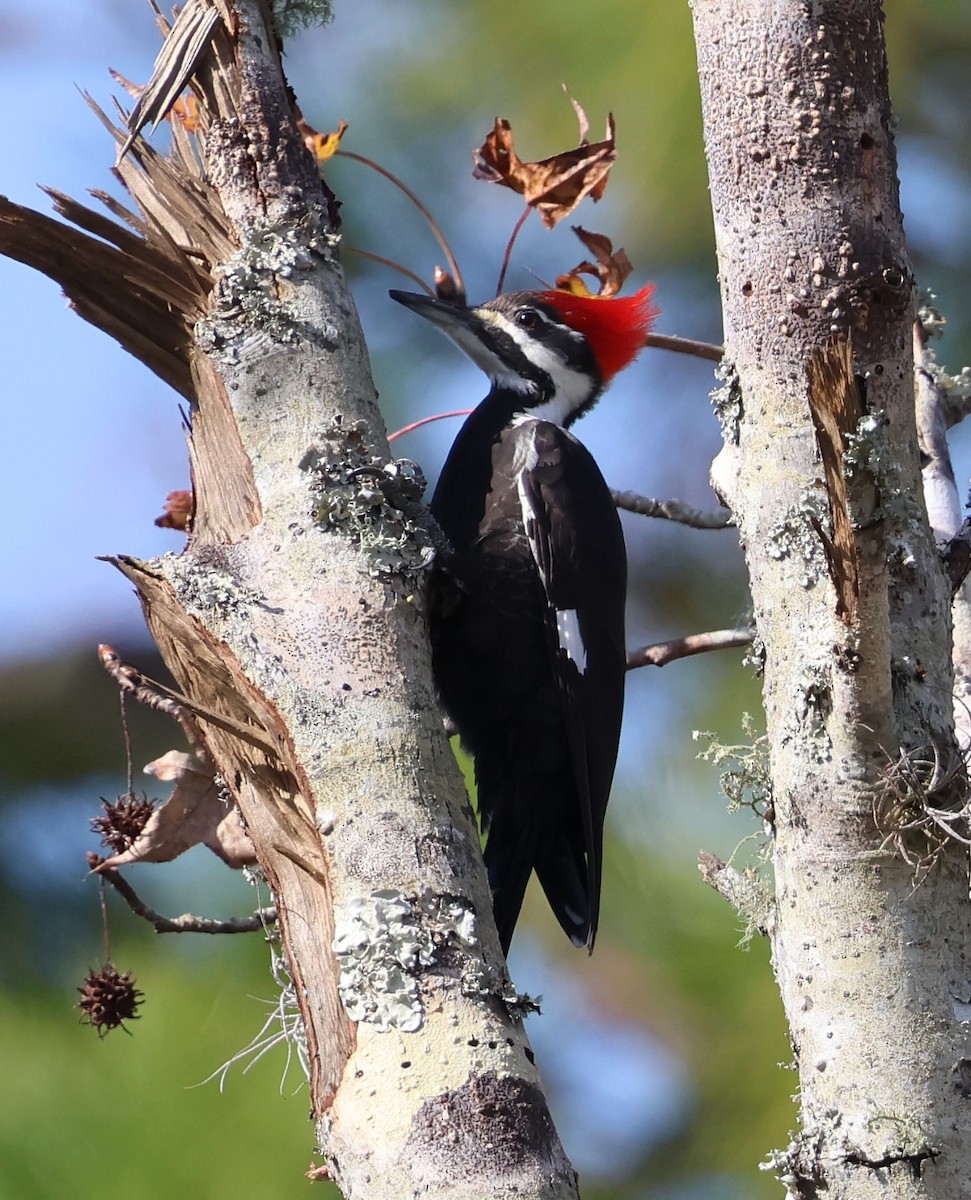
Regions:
[[0, 2, 579, 1196], [691, 2, 971, 1197]]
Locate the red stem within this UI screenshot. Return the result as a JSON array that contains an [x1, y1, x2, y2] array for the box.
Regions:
[[388, 410, 473, 442], [344, 245, 435, 294], [337, 150, 465, 297], [496, 206, 531, 295]]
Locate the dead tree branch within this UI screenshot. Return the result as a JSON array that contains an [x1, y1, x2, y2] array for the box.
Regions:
[[611, 488, 734, 528], [626, 627, 754, 670], [91, 854, 276, 934]]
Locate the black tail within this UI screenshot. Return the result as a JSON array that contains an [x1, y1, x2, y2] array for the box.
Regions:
[[534, 832, 595, 950], [476, 746, 594, 953]]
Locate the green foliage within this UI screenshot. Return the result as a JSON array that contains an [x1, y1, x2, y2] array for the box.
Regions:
[[0, 937, 338, 1200], [274, 0, 334, 37], [0, 650, 177, 786]]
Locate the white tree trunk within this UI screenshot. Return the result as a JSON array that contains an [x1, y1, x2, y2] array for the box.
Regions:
[[692, 3, 971, 1196]]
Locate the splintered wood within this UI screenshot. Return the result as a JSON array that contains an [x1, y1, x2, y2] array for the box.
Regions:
[[806, 337, 867, 625]]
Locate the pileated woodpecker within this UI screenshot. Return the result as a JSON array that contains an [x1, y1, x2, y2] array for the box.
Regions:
[[391, 284, 656, 952]]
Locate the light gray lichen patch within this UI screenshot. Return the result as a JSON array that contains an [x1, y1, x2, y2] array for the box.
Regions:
[[842, 411, 891, 479], [160, 549, 262, 617], [334, 890, 436, 1032], [917, 292, 947, 341], [743, 631, 767, 677], [415, 891, 479, 948], [710, 358, 742, 443], [766, 487, 830, 587], [843, 408, 923, 534], [932, 362, 971, 412], [413, 891, 513, 1001], [694, 714, 773, 820], [196, 214, 338, 360], [333, 889, 515, 1031], [791, 660, 833, 761], [304, 416, 435, 578]]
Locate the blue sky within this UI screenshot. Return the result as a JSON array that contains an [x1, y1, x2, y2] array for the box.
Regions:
[[1, 4, 190, 658]]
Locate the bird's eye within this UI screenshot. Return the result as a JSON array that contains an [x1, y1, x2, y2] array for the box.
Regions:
[[514, 308, 540, 332]]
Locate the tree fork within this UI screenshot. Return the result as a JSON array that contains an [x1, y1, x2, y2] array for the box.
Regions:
[[691, 3, 971, 1197]]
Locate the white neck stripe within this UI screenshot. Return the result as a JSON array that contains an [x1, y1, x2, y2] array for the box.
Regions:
[[499, 320, 594, 425]]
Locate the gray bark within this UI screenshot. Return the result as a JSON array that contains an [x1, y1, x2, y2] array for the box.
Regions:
[[691, 3, 971, 1197]]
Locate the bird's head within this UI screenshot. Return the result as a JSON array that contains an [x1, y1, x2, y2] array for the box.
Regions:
[[391, 284, 656, 427]]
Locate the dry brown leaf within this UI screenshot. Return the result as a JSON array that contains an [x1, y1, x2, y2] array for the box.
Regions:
[[296, 115, 349, 163], [172, 95, 201, 132], [110, 70, 202, 134], [155, 489, 194, 531], [472, 103, 616, 229], [555, 226, 633, 298], [97, 748, 256, 870]]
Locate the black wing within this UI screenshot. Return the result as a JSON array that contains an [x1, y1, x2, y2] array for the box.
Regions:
[[514, 418, 627, 948]]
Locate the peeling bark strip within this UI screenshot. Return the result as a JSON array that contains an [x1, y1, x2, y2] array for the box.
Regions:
[[806, 338, 866, 624], [0, 1, 581, 1196], [692, 3, 971, 1198]]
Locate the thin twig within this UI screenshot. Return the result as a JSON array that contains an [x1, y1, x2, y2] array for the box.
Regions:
[[98, 875, 112, 962], [645, 332, 723, 361], [93, 857, 276, 934], [388, 409, 472, 442], [336, 150, 464, 297], [611, 489, 734, 529], [120, 691, 135, 794], [344, 245, 435, 295], [496, 206, 531, 295], [697, 851, 773, 936], [99, 643, 205, 750], [627, 627, 754, 671], [97, 643, 279, 757]]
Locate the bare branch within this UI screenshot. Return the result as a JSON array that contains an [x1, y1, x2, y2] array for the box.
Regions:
[[91, 853, 276, 934], [914, 321, 971, 763], [626, 627, 754, 671], [387, 409, 473, 443], [336, 149, 465, 299], [914, 321, 962, 542], [343, 245, 436, 295], [644, 331, 722, 361], [697, 851, 773, 936], [611, 488, 734, 528], [97, 641, 279, 757], [496, 206, 532, 295], [99, 643, 205, 749]]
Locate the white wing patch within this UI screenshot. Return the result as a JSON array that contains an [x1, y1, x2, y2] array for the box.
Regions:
[[555, 608, 588, 673], [514, 423, 587, 674]]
